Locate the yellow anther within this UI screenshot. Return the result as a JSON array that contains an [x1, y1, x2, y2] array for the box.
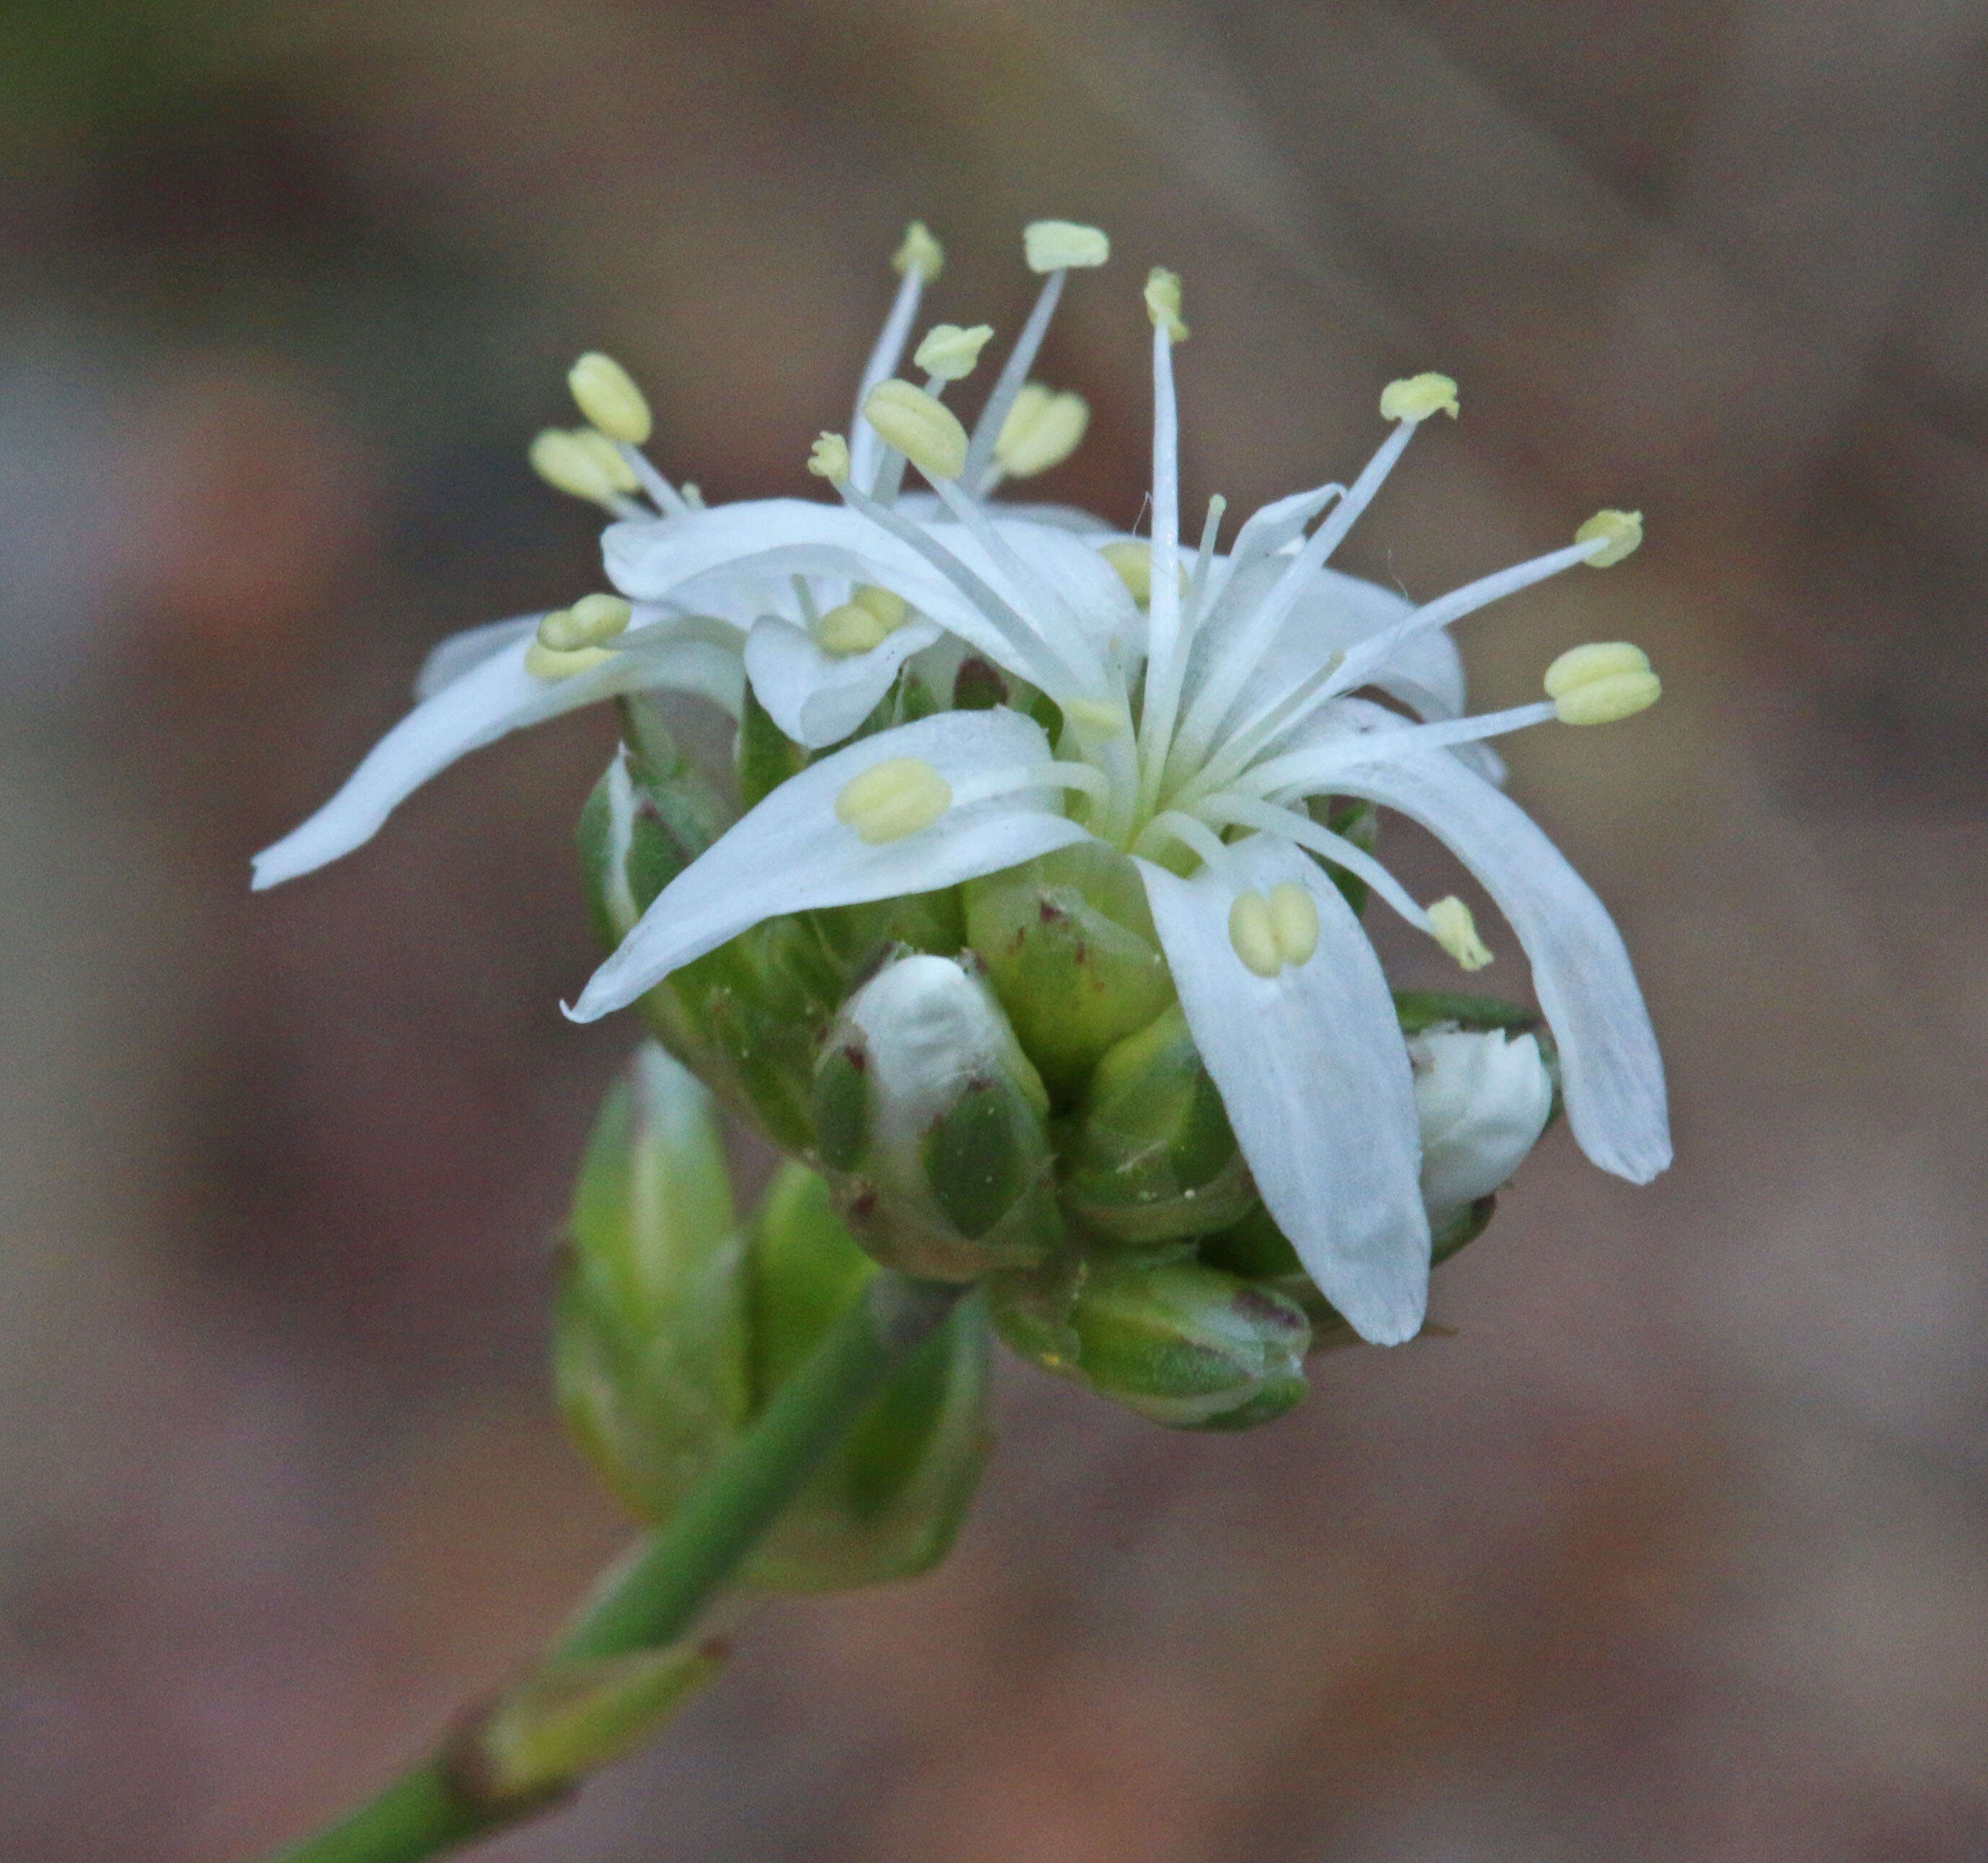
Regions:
[[1268, 882, 1320, 968], [537, 593, 632, 653], [815, 604, 892, 657], [1098, 540, 1187, 606], [529, 429, 623, 507], [1428, 896, 1493, 972], [835, 757, 952, 844], [524, 641, 616, 681], [1062, 696, 1132, 736], [1379, 372, 1461, 422], [1144, 267, 1188, 342], [914, 323, 994, 383], [892, 220, 944, 282], [864, 380, 969, 481], [1024, 220, 1111, 272], [1228, 891, 1284, 979], [994, 384, 1089, 477], [681, 482, 706, 509], [1546, 641, 1662, 725], [568, 352, 653, 446], [807, 432, 851, 486], [1575, 509, 1643, 566], [851, 584, 908, 629]]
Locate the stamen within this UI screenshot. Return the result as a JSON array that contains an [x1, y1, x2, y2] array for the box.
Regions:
[[1136, 280, 1187, 818], [835, 757, 952, 844], [1101, 541, 1155, 603], [1268, 882, 1320, 966], [1184, 494, 1227, 622], [850, 223, 942, 490], [537, 594, 632, 653], [1228, 891, 1283, 978], [894, 221, 945, 283], [815, 603, 893, 656], [1378, 372, 1459, 422], [1024, 221, 1110, 272], [1576, 509, 1642, 566], [1428, 896, 1493, 971], [1132, 808, 1235, 878], [1144, 267, 1188, 342], [852, 584, 908, 630], [568, 353, 653, 446], [864, 380, 969, 481], [991, 385, 1090, 478], [1546, 641, 1660, 725], [789, 575, 822, 632], [1192, 792, 1429, 929], [614, 442, 692, 519], [914, 323, 995, 382], [1062, 696, 1132, 736], [808, 432, 852, 486], [524, 641, 617, 681], [949, 760, 1113, 811], [529, 429, 634, 509]]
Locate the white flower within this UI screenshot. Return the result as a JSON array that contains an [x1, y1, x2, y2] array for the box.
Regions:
[[562, 241, 1668, 1346], [1410, 1027, 1556, 1226]]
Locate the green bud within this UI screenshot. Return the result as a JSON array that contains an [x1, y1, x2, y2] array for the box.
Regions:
[[1061, 1002, 1255, 1241], [742, 1163, 990, 1590], [552, 1045, 751, 1521], [988, 1254, 1309, 1431], [964, 842, 1175, 1098], [737, 679, 809, 808], [813, 950, 1061, 1278]]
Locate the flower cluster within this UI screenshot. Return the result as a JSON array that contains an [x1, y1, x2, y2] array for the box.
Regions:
[[256, 218, 1667, 1414]]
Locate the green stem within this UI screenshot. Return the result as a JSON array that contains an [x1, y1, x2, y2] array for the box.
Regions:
[[262, 1272, 965, 1863]]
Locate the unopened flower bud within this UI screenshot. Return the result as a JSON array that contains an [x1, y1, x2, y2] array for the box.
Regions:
[[551, 1045, 751, 1521], [1410, 1025, 1554, 1226], [814, 950, 1060, 1279], [989, 1256, 1310, 1431], [964, 843, 1175, 1098], [1062, 1004, 1253, 1241], [743, 1163, 990, 1589]]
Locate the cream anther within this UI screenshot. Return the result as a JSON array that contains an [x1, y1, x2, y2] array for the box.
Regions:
[[851, 584, 908, 629], [893, 220, 945, 282], [807, 432, 851, 485], [1575, 509, 1642, 566], [1268, 882, 1320, 967], [537, 593, 632, 653], [1098, 540, 1187, 607], [528, 429, 625, 506], [1062, 696, 1131, 736], [1144, 267, 1188, 342], [864, 380, 969, 480], [815, 604, 892, 657], [1428, 896, 1493, 971], [524, 640, 615, 681], [1379, 373, 1460, 422], [1546, 642, 1661, 725], [1228, 891, 1283, 978], [835, 757, 952, 844], [568, 352, 653, 445], [1024, 220, 1110, 272], [571, 428, 640, 493], [993, 384, 1089, 476], [914, 323, 994, 382]]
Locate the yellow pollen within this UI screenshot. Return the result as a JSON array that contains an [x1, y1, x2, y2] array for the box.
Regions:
[[815, 603, 892, 657], [1428, 896, 1493, 971], [864, 380, 969, 481], [1268, 882, 1320, 967], [914, 323, 994, 382], [851, 584, 908, 629], [524, 641, 616, 681], [1024, 220, 1111, 272], [537, 593, 632, 653], [835, 758, 952, 844], [1144, 267, 1188, 342], [1575, 509, 1643, 566], [1228, 892, 1284, 979], [568, 352, 653, 446], [807, 432, 851, 486], [994, 384, 1089, 476], [528, 429, 623, 506], [893, 220, 944, 282], [1379, 373, 1461, 422]]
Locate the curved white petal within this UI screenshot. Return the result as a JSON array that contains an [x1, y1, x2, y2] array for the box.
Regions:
[[413, 613, 540, 701], [1320, 748, 1670, 1184], [251, 633, 743, 890], [743, 614, 944, 749], [1135, 834, 1429, 1345], [568, 709, 1091, 1022]]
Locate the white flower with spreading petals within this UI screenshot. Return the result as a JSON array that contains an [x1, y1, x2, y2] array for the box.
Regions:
[[561, 244, 1669, 1347]]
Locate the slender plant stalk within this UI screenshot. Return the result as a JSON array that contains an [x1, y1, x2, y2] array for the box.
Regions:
[[261, 1272, 967, 1863]]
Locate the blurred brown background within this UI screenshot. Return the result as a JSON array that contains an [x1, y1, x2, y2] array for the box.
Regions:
[[4, 2, 1985, 1858]]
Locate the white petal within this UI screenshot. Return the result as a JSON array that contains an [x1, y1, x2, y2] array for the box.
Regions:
[[251, 633, 743, 890], [743, 613, 944, 749], [1136, 834, 1429, 1345], [1321, 749, 1670, 1183], [568, 709, 1091, 1021], [412, 613, 540, 700]]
